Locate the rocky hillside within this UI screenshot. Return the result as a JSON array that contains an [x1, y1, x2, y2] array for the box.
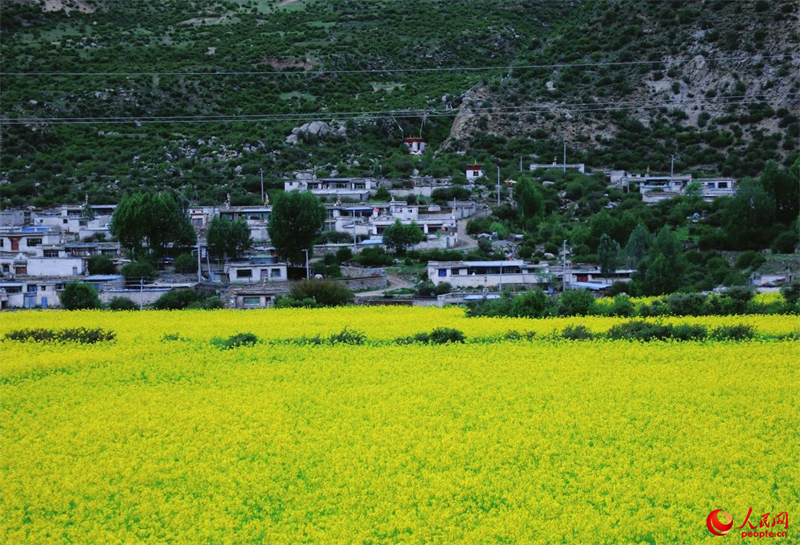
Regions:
[[0, 0, 797, 207], [443, 0, 799, 177]]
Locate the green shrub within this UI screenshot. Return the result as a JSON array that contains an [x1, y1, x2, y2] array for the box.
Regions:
[[503, 330, 536, 341], [355, 247, 394, 267], [4, 327, 115, 343], [509, 289, 553, 318], [416, 281, 436, 297], [638, 300, 669, 317], [606, 321, 674, 341], [328, 327, 366, 345], [108, 296, 137, 310], [173, 253, 198, 274], [433, 282, 452, 296], [670, 324, 708, 341], [722, 286, 755, 314], [428, 327, 466, 344], [735, 250, 764, 270], [562, 324, 594, 340], [61, 282, 102, 310], [288, 280, 353, 307], [771, 231, 798, 254], [213, 332, 259, 349], [557, 290, 596, 316], [711, 324, 756, 341], [87, 254, 116, 275], [335, 247, 353, 263], [398, 327, 465, 344], [121, 260, 157, 282], [607, 294, 635, 317], [153, 289, 209, 310], [781, 281, 800, 313], [666, 293, 708, 316]]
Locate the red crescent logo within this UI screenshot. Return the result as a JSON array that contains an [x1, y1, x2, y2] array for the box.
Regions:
[[707, 509, 734, 536]]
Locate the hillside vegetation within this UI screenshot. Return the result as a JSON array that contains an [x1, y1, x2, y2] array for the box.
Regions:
[[1, 0, 798, 206]]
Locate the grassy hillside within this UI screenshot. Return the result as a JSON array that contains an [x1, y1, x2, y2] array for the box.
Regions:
[[0, 0, 797, 206]]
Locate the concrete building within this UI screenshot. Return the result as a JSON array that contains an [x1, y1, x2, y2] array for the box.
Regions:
[[32, 204, 116, 240], [225, 255, 288, 283], [403, 137, 426, 155], [0, 278, 67, 309], [559, 268, 635, 290], [530, 161, 586, 173], [465, 165, 485, 181], [285, 174, 377, 200], [428, 260, 550, 288], [610, 172, 736, 203], [0, 226, 62, 253]]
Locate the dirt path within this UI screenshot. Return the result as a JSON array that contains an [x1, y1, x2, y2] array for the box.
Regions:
[[355, 274, 413, 298], [456, 208, 490, 249]]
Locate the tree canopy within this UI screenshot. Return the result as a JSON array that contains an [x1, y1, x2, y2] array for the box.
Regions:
[[110, 192, 196, 259], [382, 219, 425, 254], [268, 192, 326, 264], [206, 216, 252, 261]]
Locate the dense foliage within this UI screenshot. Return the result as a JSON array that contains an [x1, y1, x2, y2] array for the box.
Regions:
[[1, 0, 796, 207]]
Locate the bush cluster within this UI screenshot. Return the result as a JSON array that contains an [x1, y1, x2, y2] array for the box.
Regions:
[[468, 285, 797, 319], [212, 333, 259, 350], [153, 290, 223, 310], [275, 280, 354, 308], [291, 327, 367, 346], [605, 321, 754, 342], [396, 327, 466, 344], [4, 328, 116, 343]]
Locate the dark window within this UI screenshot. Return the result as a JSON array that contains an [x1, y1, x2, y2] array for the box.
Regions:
[[44, 250, 59, 258], [236, 269, 252, 278], [27, 284, 37, 293], [438, 269, 447, 277], [27, 238, 42, 247]]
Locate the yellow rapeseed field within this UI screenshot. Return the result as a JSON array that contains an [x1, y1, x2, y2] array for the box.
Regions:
[[1, 308, 798, 544]]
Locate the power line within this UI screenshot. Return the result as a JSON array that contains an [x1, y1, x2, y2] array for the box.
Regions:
[[2, 93, 795, 125], [1, 54, 793, 77], [2, 102, 792, 126]]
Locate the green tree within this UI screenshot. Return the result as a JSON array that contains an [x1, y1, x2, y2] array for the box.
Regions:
[[121, 261, 157, 283], [206, 216, 252, 261], [61, 282, 101, 310], [760, 159, 799, 224], [642, 253, 675, 295], [512, 178, 544, 229], [268, 191, 326, 264], [588, 210, 617, 251], [374, 185, 391, 201], [87, 255, 116, 275], [722, 179, 776, 249], [624, 224, 649, 268], [382, 219, 425, 254], [110, 192, 196, 258], [597, 233, 622, 280], [173, 253, 198, 274], [636, 227, 685, 295]]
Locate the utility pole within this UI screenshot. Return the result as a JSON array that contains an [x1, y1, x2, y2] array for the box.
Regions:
[[519, 156, 522, 172], [562, 239, 567, 293], [260, 168, 265, 204], [352, 209, 357, 250], [496, 166, 501, 206], [563, 142, 567, 173], [139, 277, 144, 311], [196, 242, 202, 283], [670, 154, 675, 180], [303, 249, 310, 280]]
